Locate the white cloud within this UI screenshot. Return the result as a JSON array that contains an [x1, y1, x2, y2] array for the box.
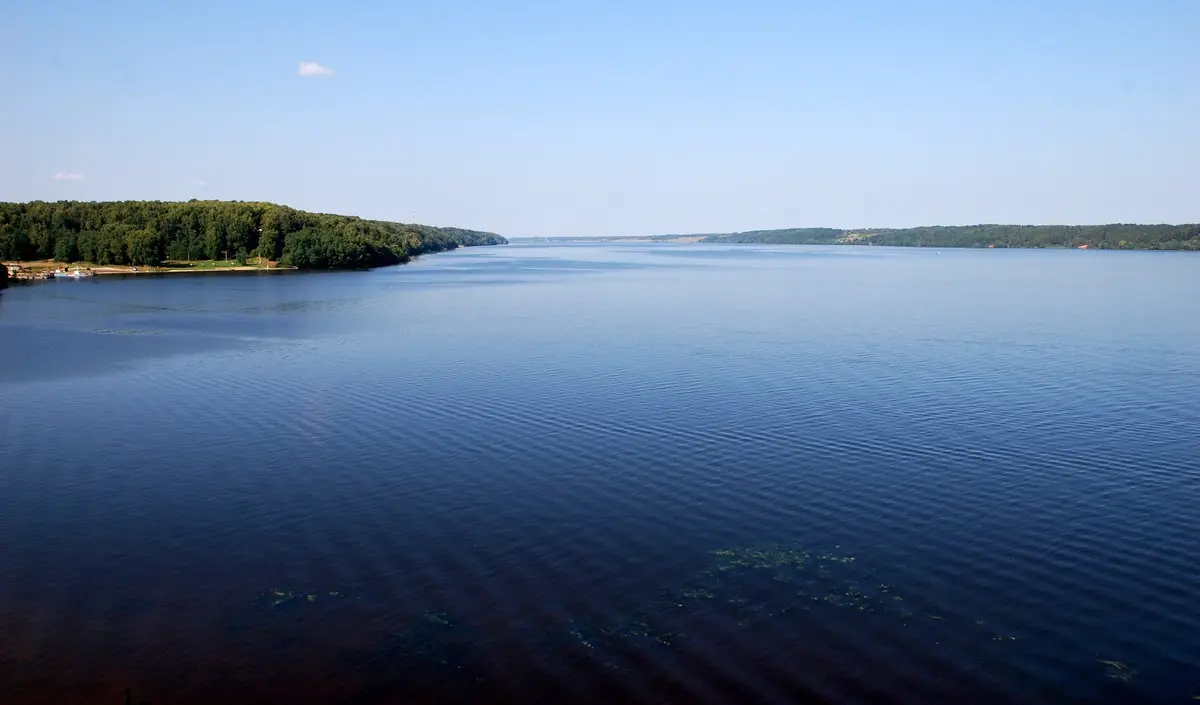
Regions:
[[52, 171, 84, 181], [298, 61, 334, 77]]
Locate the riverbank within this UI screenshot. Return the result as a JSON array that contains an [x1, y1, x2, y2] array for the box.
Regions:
[[510, 236, 706, 244], [3, 259, 297, 281]]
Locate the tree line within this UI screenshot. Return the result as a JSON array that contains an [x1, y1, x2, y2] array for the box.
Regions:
[[0, 200, 506, 269], [694, 224, 1200, 250]]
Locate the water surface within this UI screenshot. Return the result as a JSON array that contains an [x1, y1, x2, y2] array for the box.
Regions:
[[2, 244, 1198, 703]]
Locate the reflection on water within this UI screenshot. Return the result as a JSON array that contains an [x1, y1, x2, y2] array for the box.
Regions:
[[1, 244, 1199, 703]]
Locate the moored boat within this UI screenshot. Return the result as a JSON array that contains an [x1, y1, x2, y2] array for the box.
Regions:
[[53, 267, 93, 279]]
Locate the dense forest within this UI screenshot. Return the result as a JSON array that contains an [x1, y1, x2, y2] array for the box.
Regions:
[[0, 201, 506, 269], [691, 225, 1200, 250]]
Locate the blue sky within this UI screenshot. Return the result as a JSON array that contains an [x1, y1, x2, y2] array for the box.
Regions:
[[2, 0, 1197, 236]]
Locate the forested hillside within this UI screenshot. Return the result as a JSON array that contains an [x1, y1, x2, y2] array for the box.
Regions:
[[697, 224, 1200, 250], [0, 201, 506, 269]]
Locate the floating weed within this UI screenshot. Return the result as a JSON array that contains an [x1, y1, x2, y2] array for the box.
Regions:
[[424, 611, 452, 626], [560, 544, 890, 660], [1099, 660, 1135, 683], [258, 587, 350, 609], [709, 546, 813, 572], [563, 543, 1025, 674], [568, 625, 596, 653], [266, 589, 296, 607], [252, 544, 1048, 687]]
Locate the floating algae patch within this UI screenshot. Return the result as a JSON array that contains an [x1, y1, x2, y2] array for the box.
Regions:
[[423, 611, 452, 627], [699, 545, 888, 617], [558, 544, 896, 667], [255, 588, 352, 610], [1099, 659, 1136, 683], [559, 542, 1027, 669]]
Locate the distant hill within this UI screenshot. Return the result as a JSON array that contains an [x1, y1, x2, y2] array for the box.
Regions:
[[687, 225, 1200, 250], [0, 200, 506, 269], [508, 235, 704, 243]]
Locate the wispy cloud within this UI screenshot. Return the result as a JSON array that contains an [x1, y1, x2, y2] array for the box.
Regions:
[[298, 61, 334, 77], [52, 171, 84, 181]]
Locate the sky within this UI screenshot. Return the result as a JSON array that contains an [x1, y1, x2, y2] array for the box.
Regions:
[[2, 0, 1197, 237]]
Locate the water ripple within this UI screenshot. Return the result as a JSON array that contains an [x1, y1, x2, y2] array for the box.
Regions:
[[1, 245, 1198, 703]]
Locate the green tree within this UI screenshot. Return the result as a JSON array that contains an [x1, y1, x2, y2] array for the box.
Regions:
[[54, 233, 80, 262], [97, 224, 130, 264], [125, 228, 163, 266], [29, 223, 53, 260], [204, 221, 225, 260], [0, 199, 508, 270]]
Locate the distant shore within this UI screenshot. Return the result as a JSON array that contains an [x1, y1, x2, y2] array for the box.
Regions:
[[510, 236, 705, 244], [511, 224, 1200, 250], [3, 259, 297, 282]]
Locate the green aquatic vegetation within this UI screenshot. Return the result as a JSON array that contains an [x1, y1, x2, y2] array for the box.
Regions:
[[1099, 660, 1135, 683], [257, 588, 350, 608], [267, 589, 295, 607], [560, 541, 1043, 679], [706, 546, 814, 572], [562, 544, 887, 666], [248, 544, 1139, 691]]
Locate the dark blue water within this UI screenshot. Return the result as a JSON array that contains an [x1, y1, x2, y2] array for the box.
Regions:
[[2, 244, 1198, 704]]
